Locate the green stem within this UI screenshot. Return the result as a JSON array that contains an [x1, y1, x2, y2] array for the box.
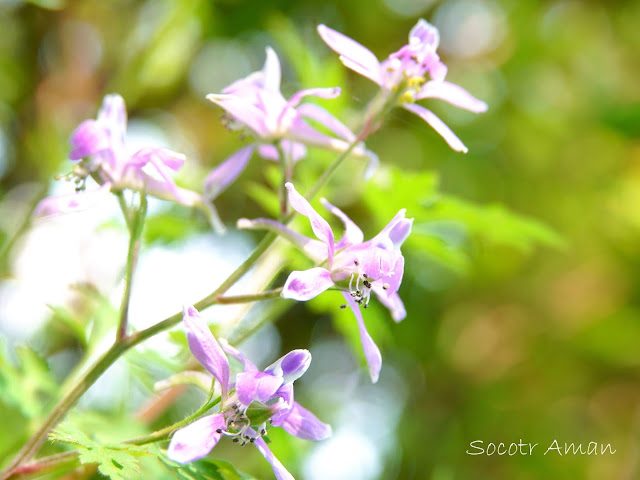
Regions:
[[0, 137, 361, 480], [216, 288, 282, 304], [117, 194, 147, 341], [5, 451, 80, 480], [277, 141, 293, 220], [125, 395, 221, 447]]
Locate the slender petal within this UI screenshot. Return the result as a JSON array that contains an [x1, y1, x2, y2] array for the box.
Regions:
[[218, 337, 258, 371], [167, 414, 226, 463], [417, 81, 488, 113], [402, 103, 468, 153], [373, 289, 406, 322], [35, 183, 112, 216], [285, 182, 335, 264], [253, 437, 295, 480], [257, 140, 307, 163], [204, 145, 254, 199], [317, 24, 382, 85], [320, 198, 364, 249], [296, 103, 356, 142], [183, 306, 230, 399], [265, 349, 311, 384], [284, 87, 341, 113], [342, 292, 382, 383], [237, 217, 327, 263], [282, 268, 334, 301], [235, 371, 283, 406], [281, 402, 332, 441], [97, 94, 127, 143], [263, 46, 281, 92]]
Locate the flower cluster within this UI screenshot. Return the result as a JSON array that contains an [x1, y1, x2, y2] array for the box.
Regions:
[[168, 307, 330, 480], [35, 18, 486, 480]]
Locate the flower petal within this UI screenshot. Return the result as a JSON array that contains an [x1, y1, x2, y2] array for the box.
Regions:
[[204, 145, 254, 199], [409, 19, 440, 49], [402, 103, 468, 153], [282, 268, 334, 301], [285, 182, 335, 263], [317, 24, 382, 86], [296, 103, 356, 142], [417, 81, 488, 113], [183, 306, 230, 399], [284, 87, 341, 113], [265, 349, 311, 384], [253, 438, 295, 480], [263, 46, 281, 92], [320, 198, 364, 249], [235, 371, 283, 405], [237, 217, 327, 263], [218, 337, 259, 372], [206, 94, 270, 138], [69, 120, 110, 160], [373, 289, 406, 322], [34, 183, 112, 216], [167, 414, 226, 464], [280, 402, 332, 441], [257, 140, 307, 163], [97, 93, 127, 143], [342, 292, 382, 383]]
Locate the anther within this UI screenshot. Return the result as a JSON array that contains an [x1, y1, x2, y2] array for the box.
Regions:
[[354, 259, 359, 266], [232, 437, 239, 443], [383, 283, 390, 290], [340, 304, 347, 309], [216, 429, 223, 434]]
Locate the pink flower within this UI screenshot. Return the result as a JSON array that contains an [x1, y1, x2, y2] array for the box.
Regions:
[[317, 19, 488, 152]]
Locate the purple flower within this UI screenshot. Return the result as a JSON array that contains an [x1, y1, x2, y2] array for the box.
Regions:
[[168, 306, 331, 480], [317, 19, 488, 152], [36, 94, 223, 231], [204, 48, 378, 199], [238, 183, 412, 382]]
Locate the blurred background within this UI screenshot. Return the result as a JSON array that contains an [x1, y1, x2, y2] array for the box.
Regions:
[[1, 0, 640, 479]]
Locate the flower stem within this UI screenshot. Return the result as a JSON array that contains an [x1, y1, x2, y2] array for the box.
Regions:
[[216, 288, 282, 304], [117, 194, 147, 341]]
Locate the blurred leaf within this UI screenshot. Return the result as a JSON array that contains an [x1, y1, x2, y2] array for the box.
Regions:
[[422, 195, 564, 253], [160, 455, 255, 480], [144, 211, 201, 245], [0, 340, 58, 418]]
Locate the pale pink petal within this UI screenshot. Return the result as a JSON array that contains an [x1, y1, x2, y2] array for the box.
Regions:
[[167, 414, 225, 463], [237, 217, 327, 263], [263, 46, 281, 92], [417, 81, 488, 113], [373, 289, 406, 322], [320, 198, 364, 249], [296, 103, 356, 142], [206, 94, 270, 138], [317, 24, 383, 85], [265, 349, 311, 384], [253, 438, 295, 480], [204, 145, 254, 199], [282, 268, 334, 301], [183, 306, 230, 399], [409, 19, 440, 49], [285, 182, 335, 263], [402, 103, 468, 153], [34, 183, 112, 216], [280, 402, 332, 441], [342, 292, 382, 383], [69, 120, 110, 160], [235, 371, 283, 406]]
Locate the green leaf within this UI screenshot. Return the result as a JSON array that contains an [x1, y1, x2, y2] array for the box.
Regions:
[[0, 340, 58, 418], [51, 420, 152, 480], [160, 456, 255, 480]]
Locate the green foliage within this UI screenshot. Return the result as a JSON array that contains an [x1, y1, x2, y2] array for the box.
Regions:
[[0, 340, 58, 419], [159, 456, 255, 480], [50, 422, 152, 480]]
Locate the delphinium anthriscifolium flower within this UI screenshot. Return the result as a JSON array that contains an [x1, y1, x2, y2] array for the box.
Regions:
[[238, 182, 412, 383], [317, 19, 488, 152], [167, 306, 331, 480], [203, 47, 379, 200], [36, 94, 224, 230]]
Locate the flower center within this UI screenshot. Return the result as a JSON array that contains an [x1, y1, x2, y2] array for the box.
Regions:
[[215, 403, 268, 447], [55, 163, 92, 192]]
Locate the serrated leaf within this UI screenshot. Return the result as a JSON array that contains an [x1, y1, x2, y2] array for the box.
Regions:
[[78, 447, 145, 480]]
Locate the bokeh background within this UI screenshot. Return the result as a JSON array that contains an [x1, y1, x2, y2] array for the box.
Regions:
[[1, 0, 640, 479]]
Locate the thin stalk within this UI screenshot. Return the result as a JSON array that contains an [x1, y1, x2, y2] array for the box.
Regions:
[[216, 288, 282, 304], [5, 451, 80, 480], [0, 137, 361, 480], [117, 194, 147, 341]]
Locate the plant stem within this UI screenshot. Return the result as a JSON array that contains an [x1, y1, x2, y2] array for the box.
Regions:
[[0, 137, 361, 480], [5, 451, 80, 480], [216, 288, 282, 304], [277, 142, 292, 220], [117, 194, 147, 341]]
